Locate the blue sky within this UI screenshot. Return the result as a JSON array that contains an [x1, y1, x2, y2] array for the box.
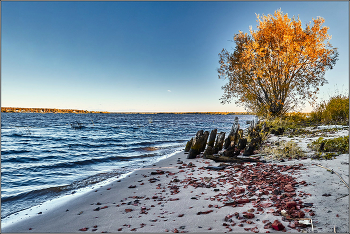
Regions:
[[1, 1, 349, 112]]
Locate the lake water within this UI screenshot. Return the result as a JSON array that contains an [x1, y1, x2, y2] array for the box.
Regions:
[[1, 113, 255, 219]]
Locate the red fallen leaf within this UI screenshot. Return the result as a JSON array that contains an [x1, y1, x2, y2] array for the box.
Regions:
[[79, 227, 89, 231], [107, 188, 111, 190], [165, 229, 169, 232], [125, 209, 133, 213], [244, 228, 251, 231], [257, 207, 263, 211], [101, 206, 108, 209], [173, 228, 179, 233], [246, 220, 253, 224], [243, 213, 255, 219], [223, 223, 229, 226], [92, 229, 97, 232], [262, 220, 270, 224], [237, 199, 250, 204], [284, 184, 295, 192], [237, 188, 245, 194], [296, 211, 305, 218], [336, 214, 339, 217], [197, 210, 213, 215], [208, 204, 213, 208], [309, 212, 315, 216], [169, 198, 179, 201], [118, 228, 122, 231], [208, 227, 212, 230], [178, 214, 184, 217], [131, 228, 137, 231], [271, 220, 285, 231], [128, 185, 136, 188], [286, 201, 297, 208], [93, 225, 98, 228], [260, 203, 272, 208], [29, 228, 32, 230]]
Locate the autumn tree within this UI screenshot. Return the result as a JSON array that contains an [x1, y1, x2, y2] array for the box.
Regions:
[[218, 9, 338, 117]]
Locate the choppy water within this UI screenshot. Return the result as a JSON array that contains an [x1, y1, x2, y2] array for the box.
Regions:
[[1, 113, 255, 219]]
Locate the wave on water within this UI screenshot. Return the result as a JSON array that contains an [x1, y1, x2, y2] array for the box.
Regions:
[[1, 169, 130, 218], [1, 113, 256, 220], [1, 149, 31, 156]]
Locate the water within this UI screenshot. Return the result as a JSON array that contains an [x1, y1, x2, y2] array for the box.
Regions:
[[1, 113, 255, 219]]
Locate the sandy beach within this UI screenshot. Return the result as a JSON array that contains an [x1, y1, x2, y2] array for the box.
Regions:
[[2, 136, 349, 233]]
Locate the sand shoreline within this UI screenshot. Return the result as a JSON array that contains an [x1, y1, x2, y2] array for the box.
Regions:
[[2, 143, 348, 233]]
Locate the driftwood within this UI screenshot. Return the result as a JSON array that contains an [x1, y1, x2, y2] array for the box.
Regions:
[[205, 154, 260, 163]]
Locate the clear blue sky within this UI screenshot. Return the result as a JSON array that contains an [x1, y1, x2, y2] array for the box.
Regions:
[[1, 1, 349, 112]]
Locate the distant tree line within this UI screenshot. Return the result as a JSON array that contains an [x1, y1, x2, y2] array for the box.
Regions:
[[110, 112, 250, 115], [1, 107, 108, 114]]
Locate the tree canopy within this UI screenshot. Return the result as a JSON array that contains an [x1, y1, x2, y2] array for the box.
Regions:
[[218, 9, 338, 117]]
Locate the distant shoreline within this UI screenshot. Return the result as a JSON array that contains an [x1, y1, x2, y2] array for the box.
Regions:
[[1, 107, 108, 114], [1, 107, 251, 115]]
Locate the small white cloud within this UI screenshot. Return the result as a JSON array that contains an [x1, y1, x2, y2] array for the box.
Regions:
[[167, 90, 171, 92]]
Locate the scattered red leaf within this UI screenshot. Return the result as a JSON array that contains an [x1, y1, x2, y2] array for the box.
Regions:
[[271, 220, 285, 231], [197, 210, 213, 215]]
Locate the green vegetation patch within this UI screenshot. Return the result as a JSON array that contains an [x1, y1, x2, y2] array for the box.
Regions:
[[308, 136, 349, 154], [310, 94, 349, 125]]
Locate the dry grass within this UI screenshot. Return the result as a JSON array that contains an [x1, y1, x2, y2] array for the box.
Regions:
[[261, 140, 306, 160]]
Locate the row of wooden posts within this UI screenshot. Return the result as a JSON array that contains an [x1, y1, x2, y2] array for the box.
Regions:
[[184, 117, 263, 160]]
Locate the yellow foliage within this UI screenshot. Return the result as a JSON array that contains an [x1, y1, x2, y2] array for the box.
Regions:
[[218, 9, 338, 117]]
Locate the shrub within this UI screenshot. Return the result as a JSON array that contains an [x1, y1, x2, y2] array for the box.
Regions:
[[308, 136, 349, 154], [310, 95, 349, 125]]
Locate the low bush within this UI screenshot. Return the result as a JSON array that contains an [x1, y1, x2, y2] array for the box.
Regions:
[[308, 136, 349, 154], [310, 94, 349, 125]]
